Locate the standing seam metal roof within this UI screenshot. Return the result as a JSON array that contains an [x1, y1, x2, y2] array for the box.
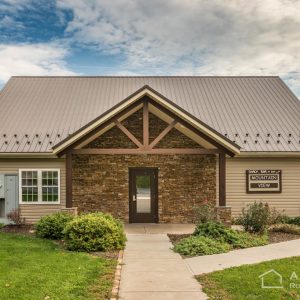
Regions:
[[0, 76, 299, 153]]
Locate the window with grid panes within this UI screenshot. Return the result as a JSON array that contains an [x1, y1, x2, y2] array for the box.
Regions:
[[19, 169, 60, 203], [21, 171, 38, 202]]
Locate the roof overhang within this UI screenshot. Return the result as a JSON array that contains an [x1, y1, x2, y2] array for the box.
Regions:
[[238, 151, 300, 158], [53, 85, 241, 156], [0, 152, 57, 158]]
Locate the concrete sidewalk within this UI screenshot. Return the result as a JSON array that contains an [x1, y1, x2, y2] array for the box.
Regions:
[[119, 234, 207, 300], [124, 223, 194, 234], [185, 239, 300, 275]]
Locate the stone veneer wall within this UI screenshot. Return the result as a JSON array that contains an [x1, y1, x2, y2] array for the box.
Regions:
[[72, 108, 216, 223], [72, 154, 216, 223]]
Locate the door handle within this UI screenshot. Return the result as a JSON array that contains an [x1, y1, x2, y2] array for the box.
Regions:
[[133, 194, 137, 201]]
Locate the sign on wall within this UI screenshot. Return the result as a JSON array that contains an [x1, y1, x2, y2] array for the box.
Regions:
[[246, 170, 282, 193]]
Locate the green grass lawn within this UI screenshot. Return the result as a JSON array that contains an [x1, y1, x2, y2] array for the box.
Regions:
[[0, 233, 117, 300], [198, 257, 300, 300]]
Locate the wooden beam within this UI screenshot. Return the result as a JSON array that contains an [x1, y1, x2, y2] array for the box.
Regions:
[[143, 101, 149, 147], [58, 99, 144, 156], [114, 120, 143, 148], [71, 148, 220, 155], [66, 152, 72, 208], [219, 152, 226, 206], [147, 97, 235, 157], [149, 120, 177, 148]]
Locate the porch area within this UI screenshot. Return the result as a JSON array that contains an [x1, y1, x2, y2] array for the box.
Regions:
[[55, 89, 239, 224]]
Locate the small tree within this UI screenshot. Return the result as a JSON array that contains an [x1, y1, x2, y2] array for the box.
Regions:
[[6, 208, 25, 226]]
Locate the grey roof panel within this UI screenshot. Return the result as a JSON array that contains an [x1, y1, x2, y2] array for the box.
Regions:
[[0, 76, 299, 153]]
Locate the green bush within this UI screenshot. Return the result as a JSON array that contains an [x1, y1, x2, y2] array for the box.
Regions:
[[0, 223, 5, 229], [269, 223, 300, 235], [64, 212, 126, 252], [238, 202, 271, 234], [287, 217, 300, 226], [231, 232, 268, 249], [193, 221, 239, 244], [35, 212, 74, 239], [173, 236, 231, 256], [193, 221, 268, 249], [237, 202, 288, 234]]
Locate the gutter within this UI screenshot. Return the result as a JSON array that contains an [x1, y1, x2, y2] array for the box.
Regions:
[[237, 151, 300, 158], [0, 153, 59, 159]]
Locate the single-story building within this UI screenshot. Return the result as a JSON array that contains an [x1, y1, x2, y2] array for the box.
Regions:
[[0, 76, 299, 224]]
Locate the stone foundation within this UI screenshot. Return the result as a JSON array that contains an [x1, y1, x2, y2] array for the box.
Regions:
[[215, 206, 232, 225]]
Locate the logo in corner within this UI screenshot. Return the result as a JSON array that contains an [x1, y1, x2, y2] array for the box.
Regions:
[[259, 269, 283, 289]]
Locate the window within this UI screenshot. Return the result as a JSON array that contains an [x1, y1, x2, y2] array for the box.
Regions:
[[42, 171, 59, 202], [21, 171, 38, 202], [19, 169, 60, 204]]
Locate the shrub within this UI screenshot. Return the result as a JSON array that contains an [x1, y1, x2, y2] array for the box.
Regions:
[[287, 217, 300, 226], [173, 236, 231, 256], [193, 221, 268, 249], [269, 223, 300, 235], [193, 201, 216, 224], [238, 202, 271, 234], [64, 212, 126, 252], [268, 208, 289, 225], [237, 202, 289, 234], [0, 223, 5, 229], [35, 212, 74, 239], [6, 208, 25, 225], [193, 221, 239, 244], [231, 232, 268, 249]]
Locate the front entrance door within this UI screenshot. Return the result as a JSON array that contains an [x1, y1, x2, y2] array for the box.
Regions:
[[129, 168, 158, 223]]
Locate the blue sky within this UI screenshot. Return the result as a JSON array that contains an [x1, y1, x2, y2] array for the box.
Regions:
[[0, 0, 299, 97]]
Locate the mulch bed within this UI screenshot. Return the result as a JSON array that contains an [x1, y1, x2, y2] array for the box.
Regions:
[[268, 231, 300, 243], [0, 224, 34, 235], [168, 233, 190, 245], [91, 250, 119, 260], [168, 231, 300, 246]]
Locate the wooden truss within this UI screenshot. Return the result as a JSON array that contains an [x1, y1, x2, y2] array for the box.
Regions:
[[65, 97, 227, 208], [71, 101, 220, 155]]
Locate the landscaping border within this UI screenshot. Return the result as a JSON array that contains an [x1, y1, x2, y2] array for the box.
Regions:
[[110, 250, 124, 300]]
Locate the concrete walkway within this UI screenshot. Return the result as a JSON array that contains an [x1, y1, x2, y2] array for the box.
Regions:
[[185, 239, 300, 275], [119, 231, 207, 299], [124, 223, 194, 234]]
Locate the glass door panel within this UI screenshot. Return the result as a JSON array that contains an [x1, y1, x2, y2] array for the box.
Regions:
[[136, 175, 151, 213], [129, 168, 158, 223]]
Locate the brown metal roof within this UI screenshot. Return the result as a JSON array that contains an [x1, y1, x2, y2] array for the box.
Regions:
[[0, 76, 299, 153]]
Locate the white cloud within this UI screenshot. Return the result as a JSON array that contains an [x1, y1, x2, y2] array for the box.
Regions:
[[57, 0, 300, 95], [0, 43, 77, 83], [0, 0, 33, 13]]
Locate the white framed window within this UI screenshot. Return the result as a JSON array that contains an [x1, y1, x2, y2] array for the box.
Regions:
[[19, 169, 60, 204]]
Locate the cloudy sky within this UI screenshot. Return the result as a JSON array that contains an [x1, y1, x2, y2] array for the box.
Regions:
[[0, 0, 299, 96]]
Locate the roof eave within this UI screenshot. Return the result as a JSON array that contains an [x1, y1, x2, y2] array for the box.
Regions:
[[237, 151, 300, 158], [0, 152, 57, 158]]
